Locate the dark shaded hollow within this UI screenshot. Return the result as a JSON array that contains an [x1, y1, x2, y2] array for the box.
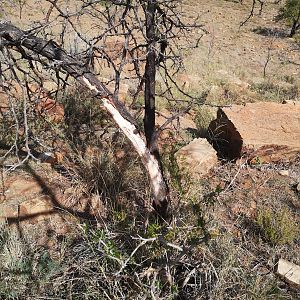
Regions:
[[208, 109, 242, 161]]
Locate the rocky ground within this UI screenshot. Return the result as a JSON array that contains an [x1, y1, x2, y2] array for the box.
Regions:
[[0, 0, 300, 299]]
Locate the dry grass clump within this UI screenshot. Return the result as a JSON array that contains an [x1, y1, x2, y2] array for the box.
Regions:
[[0, 223, 59, 299], [250, 80, 300, 102], [1, 80, 300, 300], [194, 106, 216, 138], [1, 210, 297, 299]]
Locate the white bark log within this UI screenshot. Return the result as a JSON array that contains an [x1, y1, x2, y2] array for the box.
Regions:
[[82, 76, 168, 207]]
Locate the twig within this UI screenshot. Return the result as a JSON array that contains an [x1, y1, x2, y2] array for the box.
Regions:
[[115, 236, 156, 275], [219, 161, 246, 196]]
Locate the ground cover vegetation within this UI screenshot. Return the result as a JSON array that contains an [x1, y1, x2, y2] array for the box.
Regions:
[[0, 0, 300, 299]]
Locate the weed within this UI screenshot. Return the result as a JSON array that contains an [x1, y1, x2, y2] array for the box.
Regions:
[[0, 224, 60, 299], [256, 208, 299, 245], [294, 34, 300, 44], [283, 75, 297, 84], [250, 81, 299, 102], [162, 140, 188, 197], [194, 106, 215, 138], [146, 222, 162, 238]]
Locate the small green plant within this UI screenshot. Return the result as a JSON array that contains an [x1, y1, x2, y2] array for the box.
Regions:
[[112, 209, 128, 224], [147, 222, 162, 238], [0, 224, 59, 299], [194, 106, 215, 138], [283, 75, 297, 84], [294, 34, 300, 44], [256, 208, 299, 245], [162, 141, 187, 196], [89, 227, 123, 261]]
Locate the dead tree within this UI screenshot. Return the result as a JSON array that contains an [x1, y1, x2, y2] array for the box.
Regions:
[[0, 22, 171, 217], [0, 0, 205, 219], [240, 0, 267, 26]]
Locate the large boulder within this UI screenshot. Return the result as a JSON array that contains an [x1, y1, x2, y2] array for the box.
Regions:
[[175, 138, 218, 179], [209, 102, 300, 161]]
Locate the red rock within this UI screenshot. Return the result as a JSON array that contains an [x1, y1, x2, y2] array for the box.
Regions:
[[6, 178, 43, 197], [35, 92, 64, 123], [0, 81, 63, 122], [0, 204, 19, 220], [19, 197, 53, 222], [209, 102, 300, 161], [175, 138, 218, 179], [0, 90, 9, 115]]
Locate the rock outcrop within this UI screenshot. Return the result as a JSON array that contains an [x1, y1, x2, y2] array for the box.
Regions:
[[276, 259, 300, 289], [0, 171, 103, 230], [209, 102, 300, 161], [175, 138, 218, 179]]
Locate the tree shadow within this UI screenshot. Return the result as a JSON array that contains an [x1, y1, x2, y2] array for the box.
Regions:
[[4, 157, 151, 228], [252, 26, 288, 38], [4, 163, 99, 226]]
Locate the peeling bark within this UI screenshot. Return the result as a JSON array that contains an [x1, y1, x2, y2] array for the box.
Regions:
[[0, 22, 169, 218]]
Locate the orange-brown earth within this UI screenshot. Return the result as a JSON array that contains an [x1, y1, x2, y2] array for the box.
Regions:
[[0, 0, 300, 252]]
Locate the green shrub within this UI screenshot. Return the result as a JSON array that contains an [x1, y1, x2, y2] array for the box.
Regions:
[[0, 224, 59, 299], [256, 208, 299, 245], [276, 0, 300, 37]]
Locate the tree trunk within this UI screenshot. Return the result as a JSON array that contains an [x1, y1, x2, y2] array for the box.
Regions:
[[0, 22, 170, 219], [290, 20, 297, 37], [290, 7, 300, 37], [144, 0, 170, 216], [144, 0, 157, 152]]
